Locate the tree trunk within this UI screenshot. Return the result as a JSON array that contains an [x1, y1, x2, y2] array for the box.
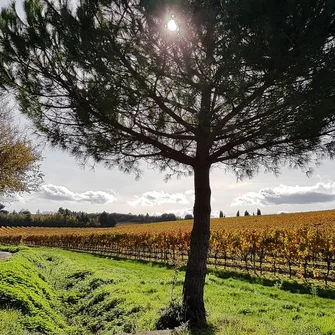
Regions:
[[182, 163, 211, 327]]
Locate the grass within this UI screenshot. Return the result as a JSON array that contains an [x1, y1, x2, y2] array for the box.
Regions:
[[0, 245, 334, 335]]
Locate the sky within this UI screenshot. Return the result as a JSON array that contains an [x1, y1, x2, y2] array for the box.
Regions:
[[1, 0, 335, 217]]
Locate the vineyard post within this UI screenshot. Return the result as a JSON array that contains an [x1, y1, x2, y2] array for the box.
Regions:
[[325, 255, 331, 285]]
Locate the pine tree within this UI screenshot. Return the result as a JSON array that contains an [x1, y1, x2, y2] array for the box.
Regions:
[[2, 0, 335, 325]]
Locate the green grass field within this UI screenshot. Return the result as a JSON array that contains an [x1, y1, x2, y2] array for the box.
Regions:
[[0, 245, 334, 335]]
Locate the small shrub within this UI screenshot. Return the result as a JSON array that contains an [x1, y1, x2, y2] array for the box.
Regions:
[[156, 301, 187, 330]]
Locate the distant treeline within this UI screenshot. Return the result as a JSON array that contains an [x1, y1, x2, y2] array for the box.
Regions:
[[0, 207, 179, 227]]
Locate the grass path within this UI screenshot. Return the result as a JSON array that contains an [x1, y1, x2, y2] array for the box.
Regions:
[[0, 245, 334, 335]]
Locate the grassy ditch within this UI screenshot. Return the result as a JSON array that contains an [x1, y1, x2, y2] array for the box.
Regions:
[[0, 246, 334, 334]]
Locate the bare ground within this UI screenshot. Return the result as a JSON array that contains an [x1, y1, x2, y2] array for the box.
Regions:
[[0, 251, 12, 259]]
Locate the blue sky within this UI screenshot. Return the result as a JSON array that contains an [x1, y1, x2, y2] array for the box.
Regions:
[[1, 0, 335, 217]]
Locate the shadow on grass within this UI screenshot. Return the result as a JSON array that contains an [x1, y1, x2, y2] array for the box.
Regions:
[[88, 252, 178, 269], [209, 268, 335, 299], [189, 325, 216, 335], [64, 250, 335, 299], [0, 245, 22, 253]]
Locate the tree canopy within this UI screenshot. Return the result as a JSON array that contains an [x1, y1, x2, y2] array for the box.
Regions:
[[1, 0, 334, 176], [0, 99, 42, 197], [1, 0, 335, 327]]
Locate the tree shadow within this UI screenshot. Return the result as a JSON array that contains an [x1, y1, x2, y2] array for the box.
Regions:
[[92, 252, 178, 269], [67, 250, 335, 299], [208, 268, 335, 299], [188, 325, 216, 335]]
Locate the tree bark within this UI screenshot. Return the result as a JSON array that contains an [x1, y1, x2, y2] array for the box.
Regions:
[[182, 162, 211, 327]]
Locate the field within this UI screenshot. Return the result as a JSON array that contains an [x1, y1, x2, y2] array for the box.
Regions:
[[1, 210, 335, 282], [2, 209, 335, 235], [0, 245, 335, 335]]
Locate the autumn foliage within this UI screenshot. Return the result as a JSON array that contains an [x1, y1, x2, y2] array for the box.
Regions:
[[1, 210, 335, 282], [0, 101, 42, 196]]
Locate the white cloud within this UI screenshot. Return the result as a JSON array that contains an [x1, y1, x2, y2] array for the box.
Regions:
[[40, 184, 117, 205], [0, 193, 31, 205], [185, 190, 194, 196], [152, 208, 193, 218], [128, 190, 215, 207], [152, 208, 229, 219], [183, 189, 216, 202], [15, 194, 26, 204], [128, 191, 190, 207], [128, 189, 217, 208], [231, 181, 335, 207]]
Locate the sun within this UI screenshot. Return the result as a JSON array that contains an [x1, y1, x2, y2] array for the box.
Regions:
[[167, 19, 177, 31]]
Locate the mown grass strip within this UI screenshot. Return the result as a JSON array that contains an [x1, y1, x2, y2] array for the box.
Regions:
[[0, 246, 335, 335]]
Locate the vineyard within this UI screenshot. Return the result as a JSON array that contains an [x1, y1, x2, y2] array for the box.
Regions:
[[1, 210, 335, 283]]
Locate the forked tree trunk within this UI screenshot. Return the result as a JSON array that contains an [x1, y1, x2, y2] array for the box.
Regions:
[[182, 163, 211, 327]]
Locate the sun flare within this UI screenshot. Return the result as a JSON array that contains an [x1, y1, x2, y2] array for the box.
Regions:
[[167, 19, 177, 31]]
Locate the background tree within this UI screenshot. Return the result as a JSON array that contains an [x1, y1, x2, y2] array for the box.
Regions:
[[58, 207, 65, 215], [19, 209, 31, 216], [160, 213, 177, 222], [257, 208, 262, 216], [236, 210, 240, 217], [219, 210, 224, 218], [76, 212, 90, 226], [184, 214, 193, 220], [244, 210, 250, 217], [1, 0, 335, 326], [99, 211, 117, 227], [0, 97, 42, 197], [0, 203, 8, 214]]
